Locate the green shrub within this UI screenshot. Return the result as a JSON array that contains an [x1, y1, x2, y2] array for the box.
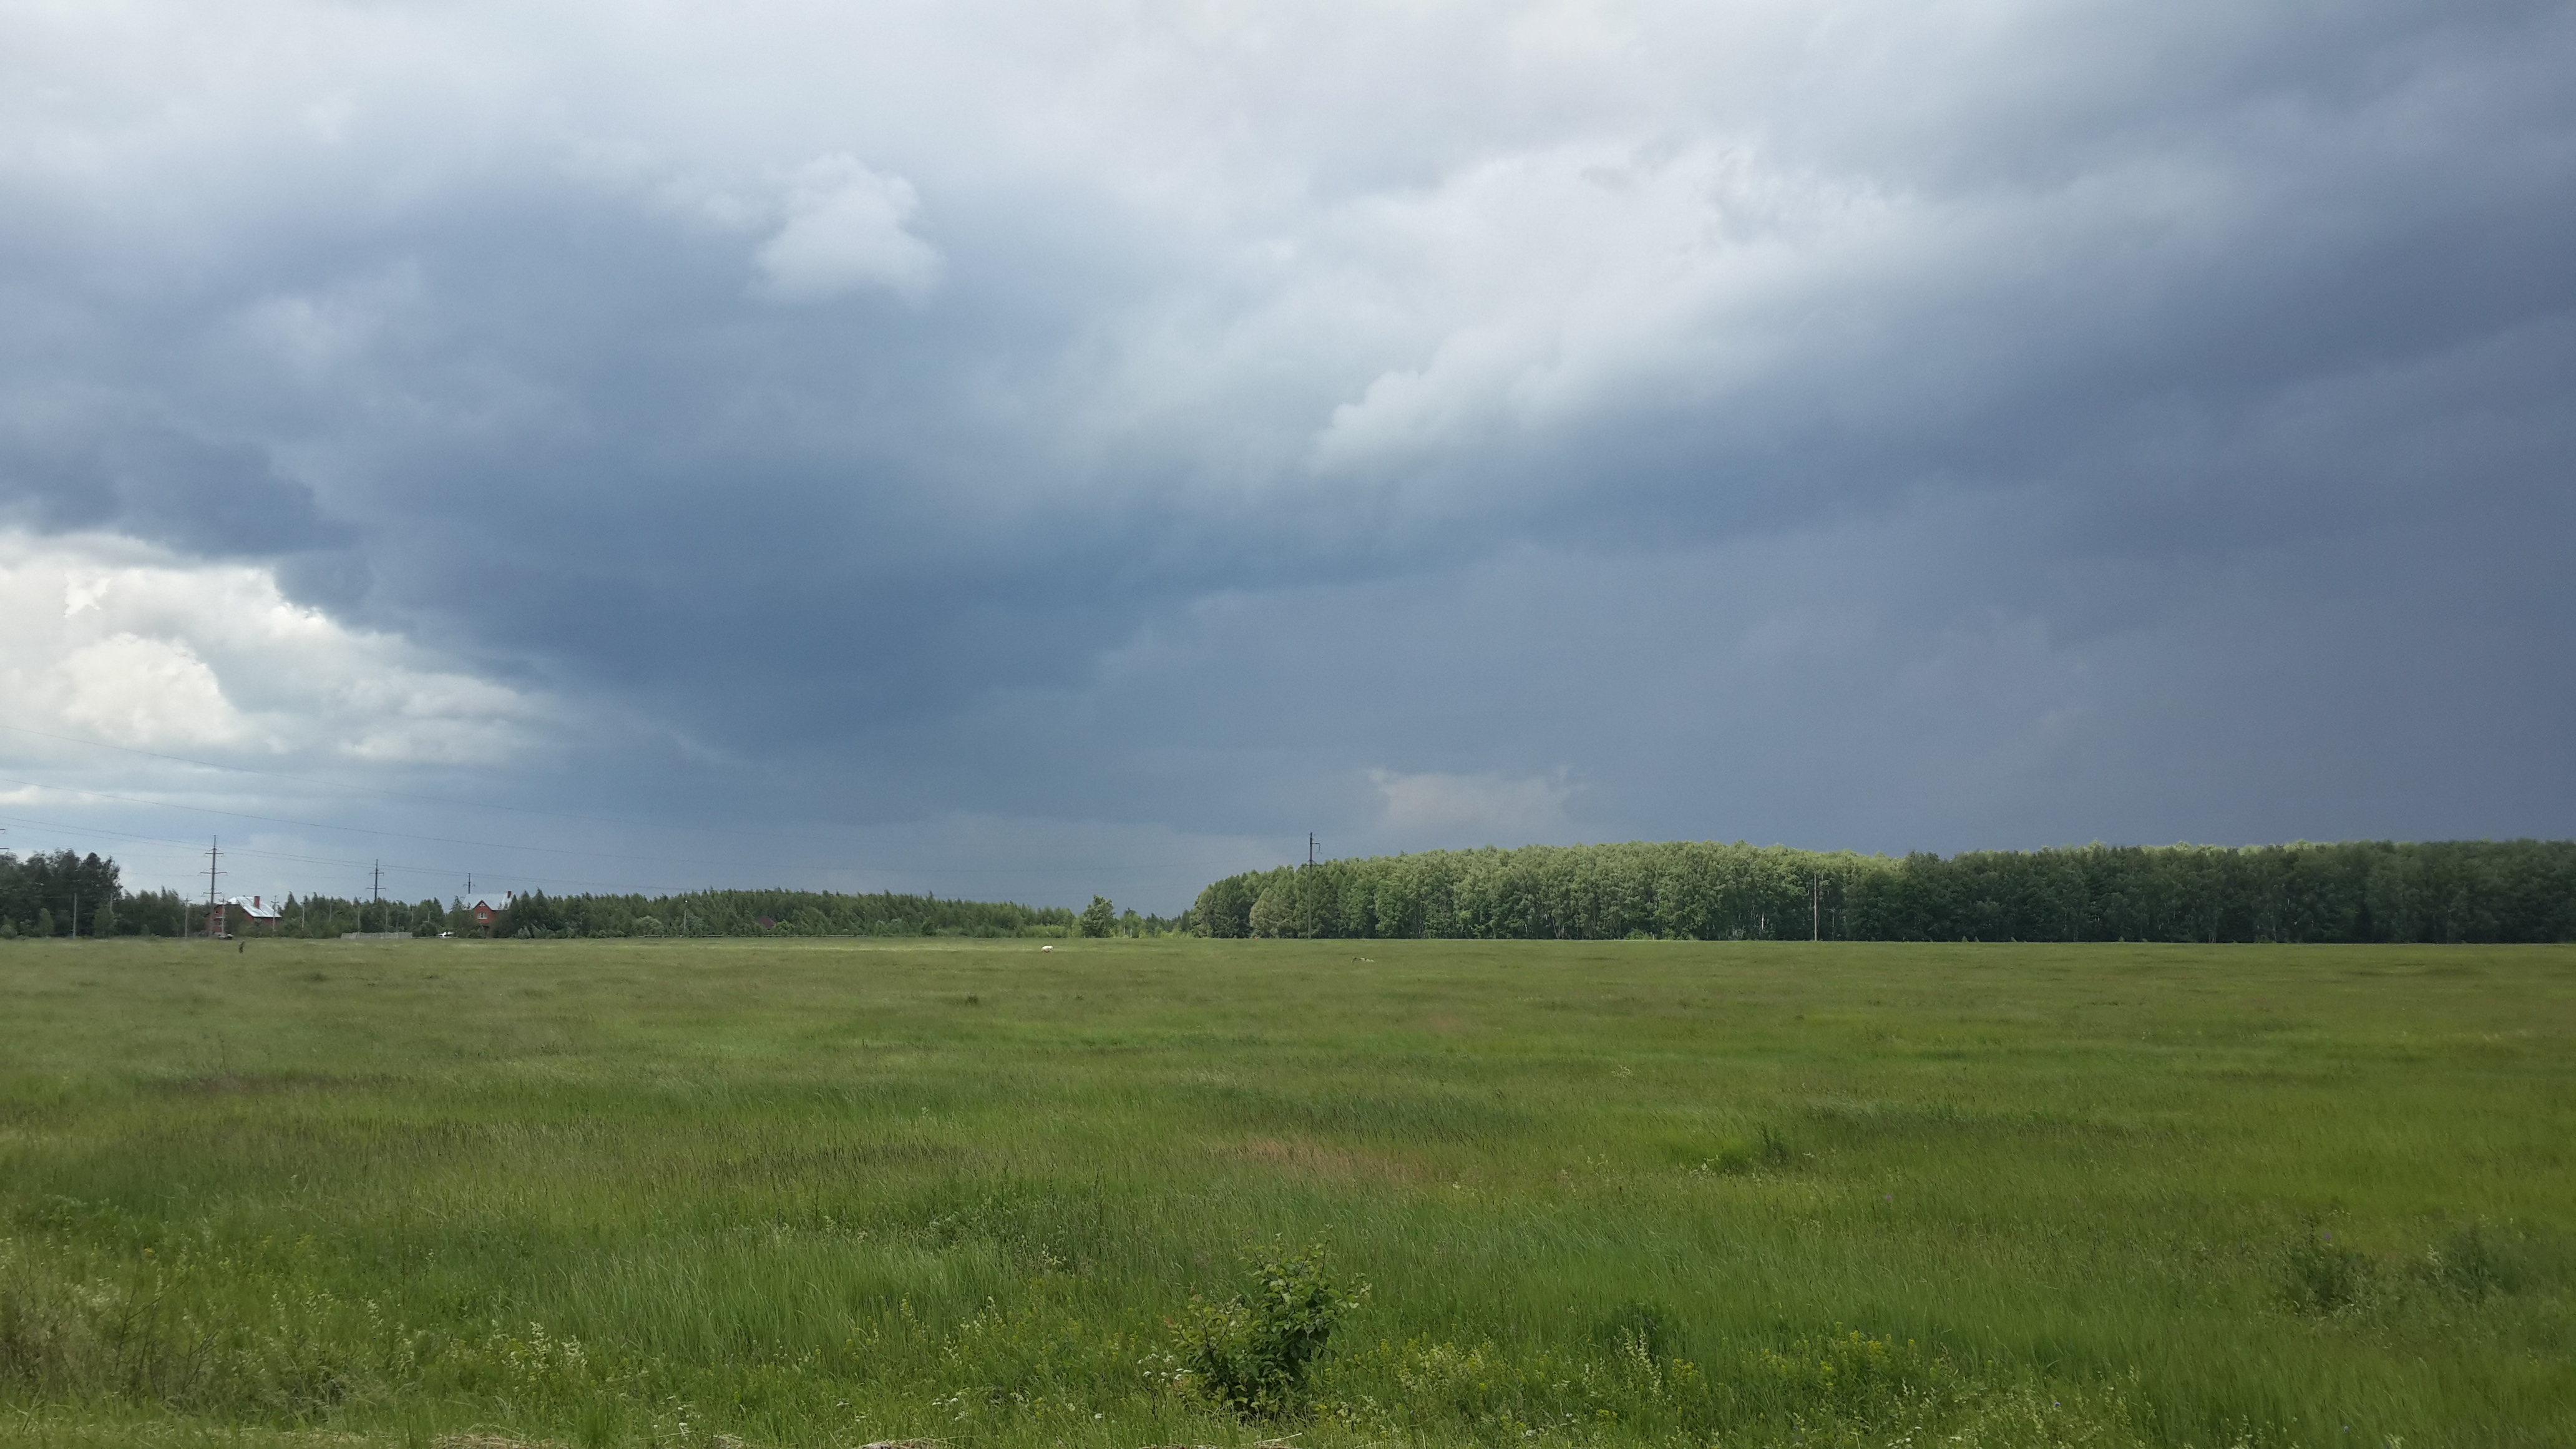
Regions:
[[1173, 1243, 1364, 1417], [2283, 1220, 2374, 1315], [1596, 1300, 1676, 1363], [1696, 1125, 1797, 1177], [2420, 1221, 2521, 1301]]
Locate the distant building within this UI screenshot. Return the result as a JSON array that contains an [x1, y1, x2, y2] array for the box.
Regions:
[[218, 895, 285, 936], [466, 892, 514, 937]]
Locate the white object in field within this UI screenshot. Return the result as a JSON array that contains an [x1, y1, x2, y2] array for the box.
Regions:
[[1040, 944, 1055, 952]]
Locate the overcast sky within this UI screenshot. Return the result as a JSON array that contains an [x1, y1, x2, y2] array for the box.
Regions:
[[2, 0, 2570, 912]]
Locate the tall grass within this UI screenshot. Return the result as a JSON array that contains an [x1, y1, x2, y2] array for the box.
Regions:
[[0, 937, 2569, 1447]]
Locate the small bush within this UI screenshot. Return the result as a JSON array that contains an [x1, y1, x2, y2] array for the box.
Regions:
[[2419, 1221, 2520, 1301], [2282, 1220, 2373, 1315], [1698, 1125, 1796, 1176], [1595, 1300, 1675, 1363], [1173, 1243, 1364, 1417]]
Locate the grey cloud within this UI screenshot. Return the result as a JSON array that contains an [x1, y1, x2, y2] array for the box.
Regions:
[[0, 0, 2569, 907], [0, 418, 350, 557]]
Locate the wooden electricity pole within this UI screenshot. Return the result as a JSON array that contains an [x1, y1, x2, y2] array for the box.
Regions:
[[204, 837, 224, 937]]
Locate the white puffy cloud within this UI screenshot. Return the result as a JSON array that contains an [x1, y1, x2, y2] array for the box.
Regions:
[[1300, 140, 1899, 469], [55, 633, 248, 749], [0, 530, 540, 765], [752, 155, 943, 303]]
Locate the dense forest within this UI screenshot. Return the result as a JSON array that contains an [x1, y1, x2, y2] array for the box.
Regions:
[[1190, 839, 2576, 944]]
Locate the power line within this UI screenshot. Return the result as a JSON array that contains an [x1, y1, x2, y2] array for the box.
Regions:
[[0, 723, 1255, 879], [0, 809, 1241, 895], [0, 720, 1072, 859], [0, 778, 1237, 878], [0, 811, 774, 894], [1, 812, 461, 873], [0, 720, 734, 836], [0, 775, 774, 867]]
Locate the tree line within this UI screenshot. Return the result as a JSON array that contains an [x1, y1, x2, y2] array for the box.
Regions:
[[1188, 839, 2576, 944], [0, 851, 1085, 940], [0, 846, 161, 938], [500, 887, 1078, 939], [16, 837, 2567, 945]]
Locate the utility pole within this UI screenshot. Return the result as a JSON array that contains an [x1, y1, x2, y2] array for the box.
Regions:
[[205, 837, 224, 938], [1812, 873, 1821, 942], [1307, 833, 1319, 867], [371, 860, 384, 934]]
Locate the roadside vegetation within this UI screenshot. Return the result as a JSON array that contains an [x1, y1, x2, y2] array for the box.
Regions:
[[1, 935, 2568, 1447]]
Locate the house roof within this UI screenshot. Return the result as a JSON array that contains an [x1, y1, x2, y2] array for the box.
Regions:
[[226, 895, 283, 920], [467, 893, 514, 912]]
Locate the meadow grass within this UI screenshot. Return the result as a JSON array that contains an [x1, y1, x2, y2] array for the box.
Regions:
[[0, 936, 2569, 1448]]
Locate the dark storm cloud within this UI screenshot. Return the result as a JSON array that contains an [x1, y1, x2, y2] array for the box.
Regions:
[[0, 419, 349, 557], [1, 0, 2570, 905]]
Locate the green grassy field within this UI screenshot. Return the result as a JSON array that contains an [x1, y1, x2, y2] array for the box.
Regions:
[[1, 937, 2569, 1449]]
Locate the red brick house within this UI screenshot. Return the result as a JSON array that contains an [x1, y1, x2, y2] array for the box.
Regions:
[[466, 892, 514, 937], [215, 895, 284, 936]]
